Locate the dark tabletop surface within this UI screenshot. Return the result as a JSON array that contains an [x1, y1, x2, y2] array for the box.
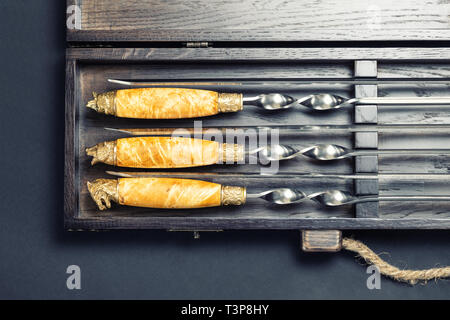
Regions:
[[0, 0, 448, 299]]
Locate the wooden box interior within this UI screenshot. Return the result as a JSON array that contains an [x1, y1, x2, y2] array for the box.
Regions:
[[65, 47, 450, 229]]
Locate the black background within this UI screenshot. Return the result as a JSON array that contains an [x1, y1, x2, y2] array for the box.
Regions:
[[0, 0, 448, 299]]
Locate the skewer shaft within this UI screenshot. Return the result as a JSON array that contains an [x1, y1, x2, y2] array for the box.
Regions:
[[357, 97, 450, 105]]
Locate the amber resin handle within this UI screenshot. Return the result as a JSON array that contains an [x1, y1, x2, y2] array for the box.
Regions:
[[86, 137, 244, 168], [87, 178, 246, 210], [86, 88, 243, 119]]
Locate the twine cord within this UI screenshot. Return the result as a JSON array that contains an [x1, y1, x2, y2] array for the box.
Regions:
[[342, 238, 450, 285]]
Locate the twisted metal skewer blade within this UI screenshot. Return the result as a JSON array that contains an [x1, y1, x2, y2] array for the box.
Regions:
[[295, 94, 350, 111], [105, 171, 450, 180]]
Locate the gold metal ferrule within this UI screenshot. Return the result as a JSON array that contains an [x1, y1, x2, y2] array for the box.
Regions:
[[85, 140, 116, 166], [87, 178, 119, 210], [217, 93, 243, 113], [220, 143, 244, 163], [86, 91, 116, 115], [221, 186, 246, 206]]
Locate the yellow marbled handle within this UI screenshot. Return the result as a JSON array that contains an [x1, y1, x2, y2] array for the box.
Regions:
[[87, 178, 246, 210], [86, 88, 243, 119], [86, 137, 244, 168]]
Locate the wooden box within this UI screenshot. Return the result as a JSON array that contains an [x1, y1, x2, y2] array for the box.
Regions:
[[65, 0, 450, 233]]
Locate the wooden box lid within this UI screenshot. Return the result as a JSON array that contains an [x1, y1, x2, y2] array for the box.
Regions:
[[67, 0, 450, 43]]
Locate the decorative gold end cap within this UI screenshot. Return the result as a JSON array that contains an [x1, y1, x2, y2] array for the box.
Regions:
[[221, 186, 246, 206], [86, 141, 116, 166], [87, 178, 119, 210], [86, 91, 116, 115], [220, 143, 244, 163], [217, 93, 243, 113]]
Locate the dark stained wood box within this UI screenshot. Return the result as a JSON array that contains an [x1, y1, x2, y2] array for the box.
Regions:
[[65, 0, 450, 232]]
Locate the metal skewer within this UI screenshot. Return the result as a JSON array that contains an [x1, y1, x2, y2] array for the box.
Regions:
[[108, 79, 450, 111]]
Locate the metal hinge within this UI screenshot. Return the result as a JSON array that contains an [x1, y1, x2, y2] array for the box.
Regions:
[[186, 41, 210, 48]]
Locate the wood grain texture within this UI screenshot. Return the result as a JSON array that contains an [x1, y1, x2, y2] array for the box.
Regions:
[[67, 47, 450, 61], [68, 0, 450, 41], [302, 230, 342, 252]]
